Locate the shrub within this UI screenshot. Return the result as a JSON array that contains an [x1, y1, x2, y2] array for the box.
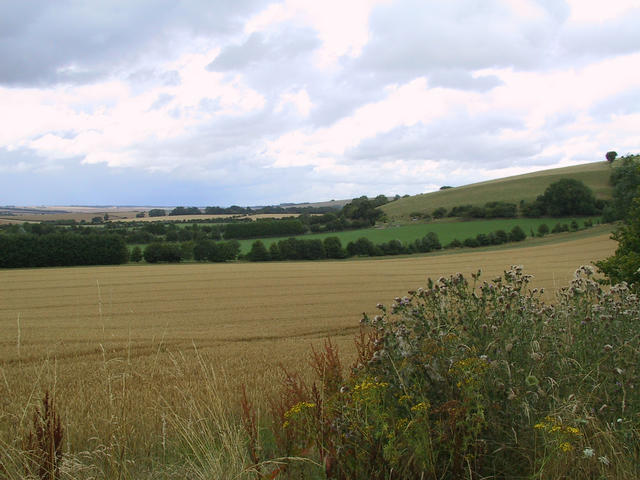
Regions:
[[247, 240, 270, 261], [552, 223, 569, 233], [463, 237, 479, 248], [324, 237, 347, 259], [445, 238, 462, 249], [130, 246, 143, 262], [143, 243, 182, 263], [492, 229, 508, 244], [432, 207, 447, 219], [256, 267, 640, 479], [509, 225, 527, 242], [538, 223, 550, 237]]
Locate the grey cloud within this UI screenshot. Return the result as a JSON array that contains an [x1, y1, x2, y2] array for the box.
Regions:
[[150, 93, 175, 110], [0, 0, 265, 86], [559, 9, 640, 60], [206, 24, 322, 110], [590, 87, 640, 118], [353, 0, 558, 84], [207, 27, 320, 71], [428, 69, 502, 91], [347, 112, 540, 169]]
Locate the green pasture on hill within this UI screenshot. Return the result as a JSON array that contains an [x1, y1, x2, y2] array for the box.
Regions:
[[381, 161, 613, 220], [236, 217, 599, 254]]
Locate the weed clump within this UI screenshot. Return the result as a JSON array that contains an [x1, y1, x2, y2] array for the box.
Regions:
[[23, 390, 64, 480], [256, 266, 640, 479]]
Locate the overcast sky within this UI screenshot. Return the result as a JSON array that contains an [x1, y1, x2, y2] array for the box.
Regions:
[[1, 0, 639, 206]]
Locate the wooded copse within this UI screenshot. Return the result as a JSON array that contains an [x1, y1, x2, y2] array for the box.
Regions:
[[0, 233, 128, 268]]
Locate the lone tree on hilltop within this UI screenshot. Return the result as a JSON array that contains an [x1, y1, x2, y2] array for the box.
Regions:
[[606, 151, 618, 163]]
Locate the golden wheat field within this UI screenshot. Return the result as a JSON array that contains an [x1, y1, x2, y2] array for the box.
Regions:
[[0, 233, 616, 461]]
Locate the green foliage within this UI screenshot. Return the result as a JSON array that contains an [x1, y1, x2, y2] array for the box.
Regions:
[[538, 223, 550, 236], [537, 178, 598, 216], [148, 209, 166, 217], [596, 192, 640, 288], [608, 155, 640, 220], [432, 207, 447, 219], [193, 239, 240, 262], [224, 219, 306, 239], [346, 237, 378, 257], [508, 225, 526, 242], [143, 242, 182, 263], [606, 151, 618, 163], [247, 240, 270, 261], [342, 196, 388, 225], [408, 232, 441, 253], [260, 267, 640, 479], [446, 202, 517, 219], [130, 246, 143, 262], [323, 237, 347, 259], [0, 233, 128, 268], [170, 206, 202, 216]]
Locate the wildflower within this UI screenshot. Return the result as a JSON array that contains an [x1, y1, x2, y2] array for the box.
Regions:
[[598, 455, 610, 466], [411, 401, 429, 413], [559, 442, 572, 452], [283, 402, 316, 420], [564, 426, 581, 436], [583, 447, 594, 458]]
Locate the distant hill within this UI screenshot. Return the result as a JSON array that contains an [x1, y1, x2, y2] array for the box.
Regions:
[[380, 161, 613, 220]]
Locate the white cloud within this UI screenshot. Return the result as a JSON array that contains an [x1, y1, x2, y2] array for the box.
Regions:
[[566, 0, 640, 23]]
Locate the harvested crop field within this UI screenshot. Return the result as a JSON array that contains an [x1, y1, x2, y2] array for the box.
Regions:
[[0, 233, 616, 459]]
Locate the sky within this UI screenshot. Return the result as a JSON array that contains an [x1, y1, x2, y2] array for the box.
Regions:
[[1, 0, 639, 207]]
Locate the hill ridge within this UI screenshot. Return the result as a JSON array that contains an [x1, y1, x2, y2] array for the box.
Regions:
[[380, 161, 612, 220]]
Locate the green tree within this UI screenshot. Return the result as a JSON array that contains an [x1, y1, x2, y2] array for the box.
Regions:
[[609, 155, 640, 220], [247, 240, 270, 261], [509, 225, 527, 242], [143, 243, 182, 263], [432, 207, 447, 219], [148, 209, 166, 217], [596, 192, 640, 288], [537, 223, 549, 237], [537, 178, 597, 216], [323, 237, 346, 259], [130, 246, 143, 262], [606, 151, 618, 163], [269, 242, 281, 260]]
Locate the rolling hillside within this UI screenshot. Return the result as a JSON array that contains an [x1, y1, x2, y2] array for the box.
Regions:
[[381, 161, 613, 220]]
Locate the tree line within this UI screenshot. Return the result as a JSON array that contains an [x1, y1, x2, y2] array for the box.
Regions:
[[0, 233, 128, 268]]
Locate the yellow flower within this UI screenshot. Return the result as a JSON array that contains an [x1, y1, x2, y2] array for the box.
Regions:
[[411, 401, 429, 413], [283, 401, 316, 419], [559, 442, 573, 452]]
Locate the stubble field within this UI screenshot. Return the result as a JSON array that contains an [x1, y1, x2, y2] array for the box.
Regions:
[[0, 232, 616, 472]]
